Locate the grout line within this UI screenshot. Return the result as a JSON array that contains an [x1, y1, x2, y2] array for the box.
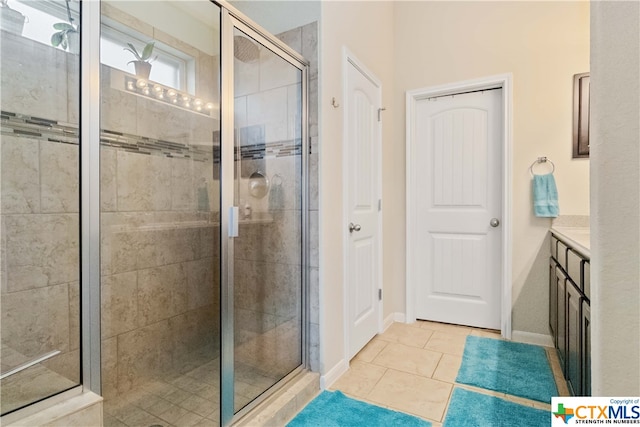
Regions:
[[440, 384, 456, 423], [430, 352, 445, 379], [362, 365, 389, 399]]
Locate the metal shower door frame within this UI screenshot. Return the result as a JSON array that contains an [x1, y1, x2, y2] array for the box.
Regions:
[[218, 4, 310, 426]]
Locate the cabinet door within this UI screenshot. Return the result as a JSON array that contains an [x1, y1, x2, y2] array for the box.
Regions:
[[567, 281, 582, 396], [549, 258, 558, 346], [582, 300, 591, 396], [556, 267, 567, 374]]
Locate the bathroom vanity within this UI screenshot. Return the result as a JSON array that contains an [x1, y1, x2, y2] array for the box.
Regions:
[[549, 226, 591, 396]]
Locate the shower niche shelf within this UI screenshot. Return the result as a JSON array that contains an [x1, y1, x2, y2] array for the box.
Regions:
[[107, 68, 219, 118]]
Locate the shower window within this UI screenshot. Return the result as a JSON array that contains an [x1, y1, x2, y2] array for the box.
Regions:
[[0, 0, 82, 415], [7, 0, 80, 49], [100, 23, 193, 92]]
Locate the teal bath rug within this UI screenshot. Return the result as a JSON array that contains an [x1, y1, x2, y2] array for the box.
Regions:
[[287, 390, 431, 427], [456, 336, 557, 403], [443, 388, 548, 427]]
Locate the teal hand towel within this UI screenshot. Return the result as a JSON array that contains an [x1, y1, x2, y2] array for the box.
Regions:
[[533, 173, 559, 217]]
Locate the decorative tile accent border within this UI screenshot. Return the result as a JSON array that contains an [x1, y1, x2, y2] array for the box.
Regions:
[[0, 111, 78, 145], [1, 111, 301, 161]]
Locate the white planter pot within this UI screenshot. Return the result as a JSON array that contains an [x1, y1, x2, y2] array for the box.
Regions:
[[133, 61, 152, 80], [1, 6, 26, 35], [67, 31, 79, 55]]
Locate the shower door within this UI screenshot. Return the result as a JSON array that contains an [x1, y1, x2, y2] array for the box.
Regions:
[[221, 11, 308, 425]]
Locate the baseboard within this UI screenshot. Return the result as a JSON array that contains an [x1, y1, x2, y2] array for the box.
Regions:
[[511, 330, 554, 347], [383, 312, 406, 331], [320, 359, 349, 390]]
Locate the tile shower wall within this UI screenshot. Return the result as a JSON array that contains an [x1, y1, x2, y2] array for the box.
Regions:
[[0, 28, 81, 413], [288, 21, 320, 373], [99, 3, 221, 399]]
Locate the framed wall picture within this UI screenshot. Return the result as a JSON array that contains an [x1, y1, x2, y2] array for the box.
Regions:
[[573, 72, 590, 158]]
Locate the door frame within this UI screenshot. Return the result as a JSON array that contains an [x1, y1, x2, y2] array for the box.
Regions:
[[342, 48, 384, 362], [405, 74, 513, 339]]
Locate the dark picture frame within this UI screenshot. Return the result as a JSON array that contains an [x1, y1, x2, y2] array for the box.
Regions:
[[573, 72, 590, 158]]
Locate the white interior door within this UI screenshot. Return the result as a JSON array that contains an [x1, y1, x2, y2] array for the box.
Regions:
[[345, 56, 381, 359], [414, 89, 502, 330]]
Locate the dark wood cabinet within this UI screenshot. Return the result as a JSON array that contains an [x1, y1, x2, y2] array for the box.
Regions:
[[549, 232, 591, 396]]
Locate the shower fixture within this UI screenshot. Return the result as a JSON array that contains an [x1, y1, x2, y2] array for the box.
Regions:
[[234, 34, 260, 62]]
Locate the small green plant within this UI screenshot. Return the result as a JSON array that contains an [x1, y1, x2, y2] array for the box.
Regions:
[[51, 0, 77, 51], [124, 42, 157, 64], [51, 22, 77, 49]]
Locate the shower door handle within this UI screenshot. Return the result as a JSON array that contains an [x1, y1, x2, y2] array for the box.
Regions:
[[229, 206, 239, 237]]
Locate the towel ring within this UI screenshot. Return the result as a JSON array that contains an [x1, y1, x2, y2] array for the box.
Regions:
[[529, 157, 555, 177]]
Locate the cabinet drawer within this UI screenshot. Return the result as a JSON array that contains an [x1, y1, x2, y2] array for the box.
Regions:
[[557, 241, 569, 270], [567, 249, 583, 290], [584, 262, 591, 300], [551, 235, 559, 261]]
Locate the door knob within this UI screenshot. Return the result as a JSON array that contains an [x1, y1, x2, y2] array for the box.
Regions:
[[349, 222, 361, 233], [490, 218, 500, 228]]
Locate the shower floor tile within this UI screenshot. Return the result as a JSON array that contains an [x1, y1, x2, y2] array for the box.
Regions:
[[102, 355, 282, 426]]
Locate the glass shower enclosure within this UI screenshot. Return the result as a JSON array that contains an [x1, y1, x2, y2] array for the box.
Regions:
[[1, 1, 308, 425]]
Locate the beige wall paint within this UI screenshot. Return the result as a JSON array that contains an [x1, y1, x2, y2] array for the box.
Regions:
[[590, 1, 640, 395], [392, 1, 590, 336], [107, 1, 218, 55], [319, 1, 395, 375]]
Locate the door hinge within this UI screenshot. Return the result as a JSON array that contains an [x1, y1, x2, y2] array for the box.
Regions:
[[378, 107, 386, 122], [378, 289, 382, 301], [378, 199, 382, 211]]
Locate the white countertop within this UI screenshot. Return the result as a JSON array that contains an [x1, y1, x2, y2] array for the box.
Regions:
[[551, 226, 590, 259]]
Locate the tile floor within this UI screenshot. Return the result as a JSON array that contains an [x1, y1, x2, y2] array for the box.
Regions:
[[329, 321, 570, 427], [103, 321, 569, 427]]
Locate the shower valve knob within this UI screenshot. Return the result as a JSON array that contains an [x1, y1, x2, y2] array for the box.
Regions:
[[349, 223, 361, 233]]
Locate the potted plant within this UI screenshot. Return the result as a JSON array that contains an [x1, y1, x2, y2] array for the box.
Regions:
[[0, 0, 26, 36], [51, 22, 78, 52], [124, 41, 157, 80], [51, 0, 78, 53]]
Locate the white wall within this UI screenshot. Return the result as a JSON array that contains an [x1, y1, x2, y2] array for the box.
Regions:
[[319, 1, 395, 380], [392, 1, 590, 336], [590, 1, 640, 395], [228, 0, 320, 35], [107, 1, 218, 55]]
